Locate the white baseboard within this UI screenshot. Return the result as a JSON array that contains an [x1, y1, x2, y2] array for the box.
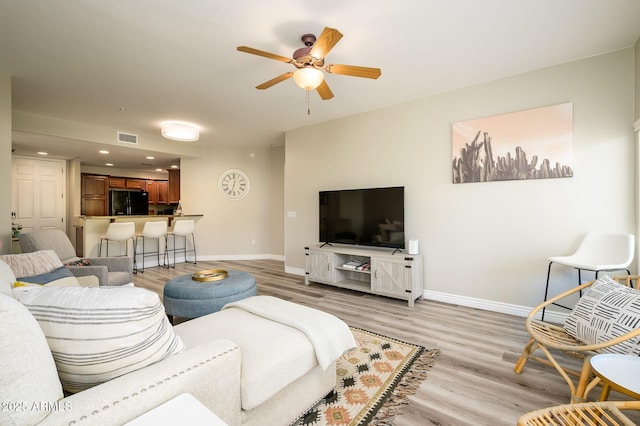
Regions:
[[196, 254, 285, 262], [285, 266, 305, 276], [422, 289, 568, 322], [284, 266, 567, 321]]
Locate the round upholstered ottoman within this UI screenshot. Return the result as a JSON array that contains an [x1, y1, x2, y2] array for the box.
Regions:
[[163, 270, 257, 321]]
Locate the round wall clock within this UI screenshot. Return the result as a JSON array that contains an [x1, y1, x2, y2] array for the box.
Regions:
[[218, 169, 250, 200]]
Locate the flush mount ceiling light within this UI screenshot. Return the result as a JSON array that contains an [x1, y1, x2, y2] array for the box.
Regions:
[[161, 121, 200, 141]]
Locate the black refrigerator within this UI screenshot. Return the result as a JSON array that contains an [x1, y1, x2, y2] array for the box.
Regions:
[[109, 190, 149, 215]]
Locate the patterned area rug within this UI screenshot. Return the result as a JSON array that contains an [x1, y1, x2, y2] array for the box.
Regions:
[[292, 327, 440, 426]]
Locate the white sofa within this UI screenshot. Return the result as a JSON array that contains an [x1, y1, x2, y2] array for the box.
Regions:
[[0, 259, 352, 426]]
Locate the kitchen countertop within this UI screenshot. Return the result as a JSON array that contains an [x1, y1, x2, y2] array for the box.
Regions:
[[79, 214, 203, 219]]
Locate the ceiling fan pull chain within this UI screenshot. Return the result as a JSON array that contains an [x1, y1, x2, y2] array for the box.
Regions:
[[306, 89, 311, 115]]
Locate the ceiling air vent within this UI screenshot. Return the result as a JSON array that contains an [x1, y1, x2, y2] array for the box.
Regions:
[[117, 132, 138, 145]]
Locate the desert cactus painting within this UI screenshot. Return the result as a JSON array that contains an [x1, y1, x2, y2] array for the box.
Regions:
[[452, 103, 573, 183]]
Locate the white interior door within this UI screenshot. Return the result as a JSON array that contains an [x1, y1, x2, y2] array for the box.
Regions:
[[11, 156, 66, 233]]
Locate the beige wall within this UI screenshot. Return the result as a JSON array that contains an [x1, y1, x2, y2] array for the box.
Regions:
[[636, 38, 640, 122], [269, 145, 285, 256], [180, 143, 284, 259], [0, 73, 11, 253], [284, 48, 636, 309]]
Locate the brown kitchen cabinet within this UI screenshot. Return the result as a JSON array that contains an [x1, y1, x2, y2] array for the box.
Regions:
[[157, 180, 169, 204], [110, 177, 144, 189], [109, 177, 126, 188], [145, 180, 158, 204], [126, 178, 144, 190], [168, 169, 180, 203], [81, 174, 109, 215]]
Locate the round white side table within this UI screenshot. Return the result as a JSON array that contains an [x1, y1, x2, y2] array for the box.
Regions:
[[590, 353, 640, 401]]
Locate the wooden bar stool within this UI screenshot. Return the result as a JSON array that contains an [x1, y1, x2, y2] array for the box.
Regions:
[[134, 221, 168, 273], [167, 219, 196, 267], [99, 222, 135, 257]]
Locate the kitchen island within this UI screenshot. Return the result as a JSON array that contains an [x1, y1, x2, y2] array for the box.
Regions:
[[73, 214, 203, 258]]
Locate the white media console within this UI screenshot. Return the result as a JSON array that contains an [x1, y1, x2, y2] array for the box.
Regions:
[[304, 244, 423, 307]]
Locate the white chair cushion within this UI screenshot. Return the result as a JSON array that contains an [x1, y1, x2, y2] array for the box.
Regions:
[[13, 286, 185, 393], [0, 294, 63, 426], [563, 275, 640, 355]]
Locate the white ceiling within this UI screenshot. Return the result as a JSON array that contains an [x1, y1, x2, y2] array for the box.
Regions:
[[2, 1, 640, 171]]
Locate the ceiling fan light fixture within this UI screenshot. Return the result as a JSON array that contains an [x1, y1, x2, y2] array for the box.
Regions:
[[161, 121, 200, 141], [293, 68, 324, 90]]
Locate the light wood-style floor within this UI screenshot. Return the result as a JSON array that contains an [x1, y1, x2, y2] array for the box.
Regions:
[[132, 259, 639, 425]]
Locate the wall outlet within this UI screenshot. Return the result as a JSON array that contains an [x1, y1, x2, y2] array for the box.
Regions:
[[251, 238, 256, 245]]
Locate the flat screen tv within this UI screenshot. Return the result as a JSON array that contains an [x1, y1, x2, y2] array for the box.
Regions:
[[319, 186, 405, 249]]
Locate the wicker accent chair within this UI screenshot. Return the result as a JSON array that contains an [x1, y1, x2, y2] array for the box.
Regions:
[[514, 275, 640, 403], [518, 400, 640, 426]]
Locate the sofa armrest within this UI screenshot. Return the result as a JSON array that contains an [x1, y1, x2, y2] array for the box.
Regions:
[[38, 339, 242, 426], [86, 256, 134, 272], [66, 265, 108, 286]]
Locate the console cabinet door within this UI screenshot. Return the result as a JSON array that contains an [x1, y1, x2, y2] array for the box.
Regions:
[[371, 257, 409, 298], [307, 251, 334, 283]]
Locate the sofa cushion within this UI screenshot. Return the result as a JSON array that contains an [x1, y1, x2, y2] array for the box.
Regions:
[[13, 286, 185, 393], [563, 274, 640, 355], [175, 307, 318, 411], [0, 250, 64, 278], [0, 294, 64, 426]]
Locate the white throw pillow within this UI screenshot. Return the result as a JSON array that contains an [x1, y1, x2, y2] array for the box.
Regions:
[[0, 260, 16, 296], [0, 294, 63, 426], [563, 275, 640, 355], [13, 286, 185, 393], [0, 250, 64, 278]]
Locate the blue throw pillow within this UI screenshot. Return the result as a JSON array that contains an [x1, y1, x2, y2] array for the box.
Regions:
[[18, 266, 74, 284]]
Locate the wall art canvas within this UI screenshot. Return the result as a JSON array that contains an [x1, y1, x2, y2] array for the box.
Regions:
[[452, 102, 573, 183]]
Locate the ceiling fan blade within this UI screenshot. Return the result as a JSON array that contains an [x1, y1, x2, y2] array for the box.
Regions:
[[316, 80, 334, 100], [237, 46, 292, 64], [255, 72, 294, 90], [309, 27, 343, 59], [325, 64, 381, 79]]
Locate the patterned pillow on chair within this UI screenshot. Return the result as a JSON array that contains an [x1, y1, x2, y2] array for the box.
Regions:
[[563, 275, 640, 355]]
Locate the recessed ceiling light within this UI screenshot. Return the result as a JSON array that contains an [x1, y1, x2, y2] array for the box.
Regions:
[[155, 168, 163, 172], [105, 163, 114, 167], [170, 165, 179, 169], [99, 150, 109, 154], [37, 151, 48, 156], [146, 156, 155, 160]]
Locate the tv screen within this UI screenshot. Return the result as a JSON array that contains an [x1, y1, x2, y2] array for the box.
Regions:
[[319, 186, 405, 249]]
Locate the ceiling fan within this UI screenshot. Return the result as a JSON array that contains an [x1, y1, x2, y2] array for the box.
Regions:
[[237, 27, 381, 101]]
